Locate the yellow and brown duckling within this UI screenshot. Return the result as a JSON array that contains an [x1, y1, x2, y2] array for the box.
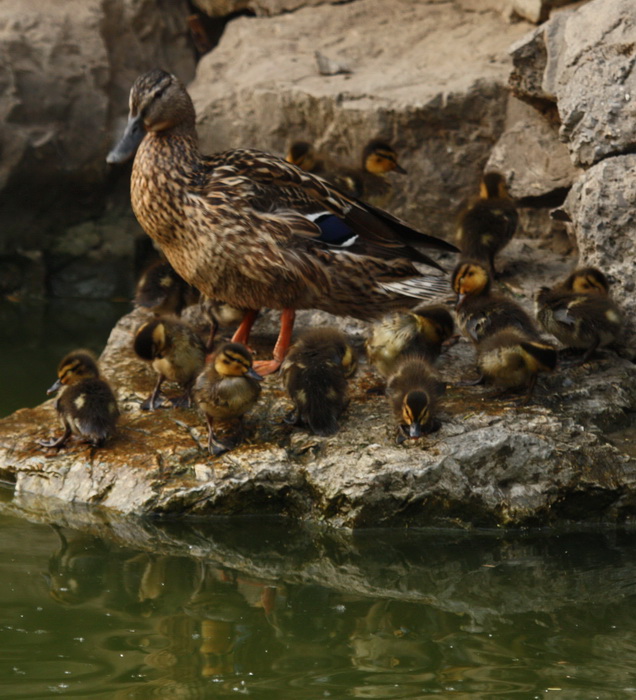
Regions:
[[452, 260, 538, 345], [476, 327, 557, 402], [536, 266, 623, 363], [108, 70, 456, 376], [193, 342, 263, 456], [133, 317, 206, 410], [386, 357, 444, 444], [134, 259, 200, 317], [39, 350, 119, 449], [366, 304, 454, 379], [199, 295, 250, 351], [281, 327, 358, 436], [456, 172, 518, 276]]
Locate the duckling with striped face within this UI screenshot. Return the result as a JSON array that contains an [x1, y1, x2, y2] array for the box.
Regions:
[[366, 304, 454, 379], [193, 342, 263, 456], [281, 327, 358, 436], [133, 317, 206, 410], [536, 266, 623, 363], [39, 350, 119, 449], [387, 357, 443, 444], [135, 259, 200, 317]]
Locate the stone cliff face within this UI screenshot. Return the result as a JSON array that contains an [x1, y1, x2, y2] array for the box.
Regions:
[[2, 0, 636, 528]]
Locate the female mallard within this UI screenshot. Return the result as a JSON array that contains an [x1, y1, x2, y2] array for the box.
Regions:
[[108, 69, 456, 374], [281, 326, 357, 436], [39, 350, 119, 449], [456, 172, 518, 276], [536, 266, 623, 363], [366, 304, 454, 379], [193, 342, 263, 456]]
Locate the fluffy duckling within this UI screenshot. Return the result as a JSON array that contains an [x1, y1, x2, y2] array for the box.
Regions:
[[456, 172, 518, 275], [285, 141, 323, 173], [199, 296, 249, 351], [133, 317, 206, 410], [135, 260, 199, 317], [476, 328, 557, 402], [39, 350, 119, 449], [193, 342, 263, 456], [386, 357, 443, 444], [366, 304, 454, 379], [536, 266, 623, 363], [452, 260, 538, 345], [281, 327, 358, 436]]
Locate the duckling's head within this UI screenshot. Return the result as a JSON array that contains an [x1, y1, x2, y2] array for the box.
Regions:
[[362, 140, 407, 175], [401, 390, 432, 439], [133, 319, 169, 361], [452, 261, 491, 307], [413, 305, 455, 344], [213, 342, 263, 380], [107, 69, 195, 164], [563, 267, 610, 295], [286, 141, 318, 171], [480, 172, 509, 200], [48, 350, 100, 394], [135, 261, 180, 309], [341, 342, 358, 379]]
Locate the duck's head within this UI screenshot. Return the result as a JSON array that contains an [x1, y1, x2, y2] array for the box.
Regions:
[[47, 350, 100, 394], [286, 141, 318, 171], [107, 69, 195, 164], [133, 319, 169, 361], [362, 140, 406, 175], [413, 305, 455, 345], [452, 261, 491, 307], [213, 342, 263, 380], [400, 390, 432, 440], [480, 171, 509, 200], [562, 267, 610, 295]]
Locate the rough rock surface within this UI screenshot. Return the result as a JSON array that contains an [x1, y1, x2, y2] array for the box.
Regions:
[[1, 238, 635, 529]]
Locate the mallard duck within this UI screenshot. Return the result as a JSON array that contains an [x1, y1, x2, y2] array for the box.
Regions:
[[476, 328, 557, 402], [452, 260, 538, 345], [286, 138, 406, 205], [108, 69, 456, 375], [135, 259, 200, 316], [456, 172, 518, 275], [39, 350, 119, 449], [192, 342, 263, 456], [133, 317, 206, 410], [386, 357, 443, 444], [281, 327, 357, 436], [536, 266, 623, 363], [366, 304, 454, 379]]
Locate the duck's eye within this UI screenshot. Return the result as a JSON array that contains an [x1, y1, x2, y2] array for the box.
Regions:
[[154, 88, 165, 100]]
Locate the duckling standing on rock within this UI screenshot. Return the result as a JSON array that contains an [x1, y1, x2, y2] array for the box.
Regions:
[[135, 260, 200, 317], [536, 267, 623, 364], [452, 260, 538, 345], [281, 327, 358, 436], [106, 69, 457, 375], [133, 317, 206, 410], [386, 357, 443, 444], [193, 342, 263, 456], [476, 328, 557, 402], [39, 350, 119, 449], [366, 304, 454, 379], [456, 172, 518, 276]]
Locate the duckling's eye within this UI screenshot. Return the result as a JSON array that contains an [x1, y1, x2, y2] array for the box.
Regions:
[[154, 88, 165, 100]]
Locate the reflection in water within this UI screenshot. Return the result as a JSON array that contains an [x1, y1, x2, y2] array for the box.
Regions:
[[3, 507, 636, 698]]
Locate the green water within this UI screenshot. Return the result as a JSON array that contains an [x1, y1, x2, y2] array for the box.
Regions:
[[2, 494, 636, 699]]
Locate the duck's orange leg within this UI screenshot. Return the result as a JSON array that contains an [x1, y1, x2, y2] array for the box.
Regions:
[[253, 308, 295, 375], [231, 309, 259, 346]]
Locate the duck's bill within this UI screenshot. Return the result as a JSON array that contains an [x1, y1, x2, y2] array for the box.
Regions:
[[46, 379, 62, 395], [247, 368, 265, 381], [106, 114, 145, 164]]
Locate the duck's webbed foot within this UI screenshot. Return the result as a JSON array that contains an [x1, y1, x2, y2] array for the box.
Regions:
[[39, 427, 72, 449], [170, 392, 192, 409]]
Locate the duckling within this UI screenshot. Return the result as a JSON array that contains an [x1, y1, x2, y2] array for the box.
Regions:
[[452, 260, 538, 345], [456, 172, 518, 276], [199, 295, 250, 351], [133, 317, 206, 410], [536, 266, 623, 363], [39, 350, 119, 449], [366, 304, 454, 379], [135, 260, 200, 317], [386, 357, 443, 444], [193, 342, 263, 456], [285, 141, 323, 173], [476, 327, 557, 402], [281, 327, 358, 436]]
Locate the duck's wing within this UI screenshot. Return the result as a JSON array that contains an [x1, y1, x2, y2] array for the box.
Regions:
[[198, 149, 456, 270]]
